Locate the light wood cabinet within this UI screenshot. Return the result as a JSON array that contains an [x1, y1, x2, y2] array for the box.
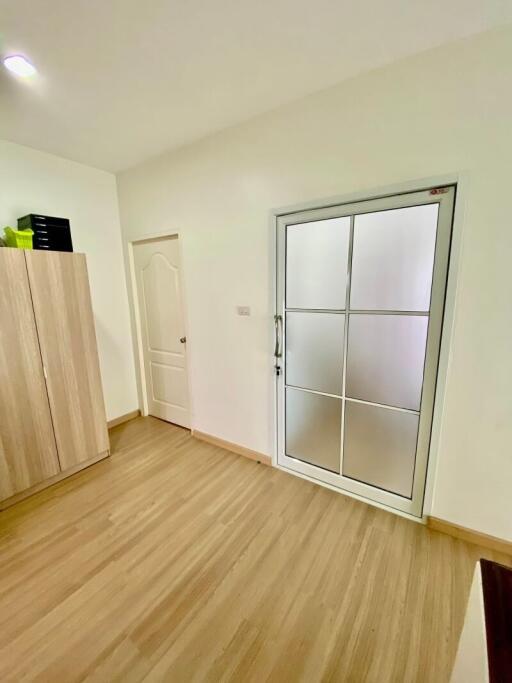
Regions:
[[25, 251, 109, 470], [0, 249, 109, 508]]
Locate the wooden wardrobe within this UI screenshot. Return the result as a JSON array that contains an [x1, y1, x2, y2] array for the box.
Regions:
[[0, 248, 109, 509]]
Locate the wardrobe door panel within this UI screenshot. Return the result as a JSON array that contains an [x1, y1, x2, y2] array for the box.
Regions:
[[25, 251, 109, 469], [0, 249, 60, 501]]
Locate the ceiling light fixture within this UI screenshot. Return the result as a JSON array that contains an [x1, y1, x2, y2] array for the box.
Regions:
[[3, 54, 37, 77]]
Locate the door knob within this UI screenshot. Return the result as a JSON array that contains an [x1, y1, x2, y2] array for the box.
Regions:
[[180, 336, 187, 344]]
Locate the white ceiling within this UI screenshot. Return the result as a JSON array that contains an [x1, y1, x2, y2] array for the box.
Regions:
[[1, 0, 511, 172]]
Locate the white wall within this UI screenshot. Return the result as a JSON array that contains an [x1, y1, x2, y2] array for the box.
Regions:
[[117, 26, 512, 541], [0, 140, 138, 421]]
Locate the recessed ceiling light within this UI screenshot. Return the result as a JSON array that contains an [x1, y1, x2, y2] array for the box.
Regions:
[[3, 55, 37, 77]]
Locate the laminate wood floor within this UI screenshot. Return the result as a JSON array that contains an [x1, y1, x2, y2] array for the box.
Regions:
[[0, 416, 509, 682]]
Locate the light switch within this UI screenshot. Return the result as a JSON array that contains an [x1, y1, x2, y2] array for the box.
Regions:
[[236, 306, 251, 316]]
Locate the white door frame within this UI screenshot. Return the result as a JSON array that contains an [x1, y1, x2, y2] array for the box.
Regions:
[[127, 231, 193, 424], [271, 172, 468, 522]]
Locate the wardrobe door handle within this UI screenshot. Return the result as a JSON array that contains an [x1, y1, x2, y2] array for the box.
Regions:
[[274, 315, 283, 358], [180, 336, 187, 344]]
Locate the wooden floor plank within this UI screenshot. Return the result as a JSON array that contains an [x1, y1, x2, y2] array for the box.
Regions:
[[0, 416, 509, 682]]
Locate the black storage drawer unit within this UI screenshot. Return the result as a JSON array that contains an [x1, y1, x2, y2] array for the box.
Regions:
[[18, 214, 73, 252]]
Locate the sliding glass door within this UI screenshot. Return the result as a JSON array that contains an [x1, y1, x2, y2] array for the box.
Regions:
[[275, 186, 455, 516]]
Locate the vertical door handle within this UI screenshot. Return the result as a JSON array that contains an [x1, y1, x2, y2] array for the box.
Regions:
[[274, 315, 283, 358]]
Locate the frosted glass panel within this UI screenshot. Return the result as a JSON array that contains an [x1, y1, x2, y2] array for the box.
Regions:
[[343, 401, 419, 497], [286, 388, 341, 473], [286, 312, 344, 395], [350, 204, 438, 311], [286, 217, 350, 309], [346, 314, 428, 410]]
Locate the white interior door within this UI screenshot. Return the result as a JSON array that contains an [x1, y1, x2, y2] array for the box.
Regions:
[[276, 186, 455, 517], [133, 235, 190, 427]]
